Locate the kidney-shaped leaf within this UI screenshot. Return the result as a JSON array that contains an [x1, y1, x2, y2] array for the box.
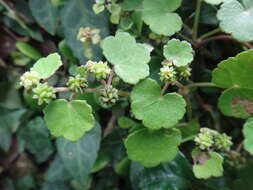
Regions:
[[31, 53, 63, 79], [102, 32, 151, 84], [217, 0, 253, 42], [131, 78, 186, 129], [212, 50, 253, 89], [125, 128, 181, 167], [44, 99, 94, 141], [142, 0, 183, 36]]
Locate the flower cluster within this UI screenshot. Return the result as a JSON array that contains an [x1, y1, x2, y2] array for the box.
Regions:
[[99, 85, 119, 107], [86, 60, 111, 80], [32, 83, 56, 105], [67, 75, 88, 93], [194, 128, 233, 152], [20, 71, 40, 90], [77, 27, 101, 45], [149, 32, 169, 44]]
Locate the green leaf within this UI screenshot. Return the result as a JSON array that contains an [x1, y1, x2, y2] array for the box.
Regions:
[[243, 118, 253, 155], [60, 0, 109, 62], [204, 0, 225, 5], [29, 0, 57, 35], [118, 116, 141, 129], [56, 123, 101, 184], [218, 88, 253, 119], [125, 128, 181, 167], [122, 0, 143, 11], [42, 182, 73, 190], [217, 0, 253, 42], [131, 78, 186, 129], [102, 32, 151, 84], [130, 152, 193, 190], [16, 42, 42, 60], [163, 39, 194, 66], [193, 152, 224, 179], [91, 151, 110, 173], [142, 0, 183, 36], [212, 50, 253, 89], [233, 161, 253, 190], [44, 99, 94, 141], [31, 53, 63, 79], [18, 117, 54, 163]]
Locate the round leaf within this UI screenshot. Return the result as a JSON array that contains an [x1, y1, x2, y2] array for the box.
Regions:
[[142, 0, 183, 36], [212, 50, 253, 89], [125, 128, 181, 167], [102, 32, 151, 84], [44, 99, 94, 141], [163, 39, 194, 66], [218, 88, 253, 119], [217, 0, 253, 42], [131, 78, 186, 129], [243, 118, 253, 155]]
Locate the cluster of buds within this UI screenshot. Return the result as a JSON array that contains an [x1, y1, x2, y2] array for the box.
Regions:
[[67, 75, 88, 93], [77, 27, 101, 45], [194, 128, 233, 152], [32, 83, 56, 105], [159, 60, 192, 82], [20, 71, 40, 90], [149, 32, 169, 44], [86, 60, 111, 80], [99, 85, 119, 107]]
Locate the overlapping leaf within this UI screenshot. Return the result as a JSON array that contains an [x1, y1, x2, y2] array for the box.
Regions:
[[102, 32, 151, 84], [125, 128, 181, 167], [131, 78, 186, 129]]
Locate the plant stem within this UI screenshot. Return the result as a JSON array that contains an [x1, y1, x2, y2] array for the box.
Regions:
[[198, 28, 221, 40], [184, 94, 193, 120], [193, 0, 202, 40], [107, 68, 114, 86], [185, 82, 217, 89], [161, 82, 170, 96]]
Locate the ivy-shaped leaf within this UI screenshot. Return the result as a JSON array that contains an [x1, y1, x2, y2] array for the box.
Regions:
[[142, 0, 183, 36], [102, 32, 151, 84], [44, 99, 94, 141], [217, 0, 253, 42], [218, 88, 253, 119], [193, 152, 224, 179], [29, 0, 57, 35], [125, 128, 181, 167], [56, 123, 101, 184], [243, 118, 253, 155], [31, 53, 63, 79], [212, 50, 253, 89], [163, 39, 194, 66], [131, 78, 186, 129]]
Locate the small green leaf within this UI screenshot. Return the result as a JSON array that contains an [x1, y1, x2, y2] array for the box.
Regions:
[[44, 99, 94, 141], [212, 50, 253, 89], [218, 88, 253, 119], [118, 116, 141, 129], [31, 53, 63, 79], [163, 39, 194, 66], [142, 0, 183, 36], [131, 78, 186, 129], [217, 0, 253, 42], [16, 42, 42, 60], [102, 32, 151, 84], [56, 123, 101, 184], [29, 0, 57, 35], [243, 118, 253, 155], [193, 152, 224, 179], [125, 128, 181, 167]]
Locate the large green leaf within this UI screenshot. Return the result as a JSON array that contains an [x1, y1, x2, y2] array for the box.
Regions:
[[125, 128, 181, 167], [212, 50, 253, 89], [31, 53, 63, 79], [217, 0, 253, 42], [130, 152, 193, 190], [163, 39, 194, 66], [142, 0, 182, 36], [56, 123, 101, 184], [131, 78, 186, 129], [44, 99, 94, 141], [102, 32, 151, 84], [60, 0, 109, 62], [18, 117, 54, 163], [243, 118, 253, 155], [218, 88, 253, 119], [29, 0, 57, 35]]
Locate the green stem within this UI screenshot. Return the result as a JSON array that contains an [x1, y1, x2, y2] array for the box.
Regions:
[[193, 0, 202, 40], [185, 82, 217, 89], [184, 94, 193, 121], [198, 28, 221, 40]]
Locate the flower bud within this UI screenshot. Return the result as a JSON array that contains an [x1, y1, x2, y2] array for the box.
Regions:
[[214, 133, 233, 152], [32, 83, 56, 105], [99, 85, 119, 107], [86, 60, 111, 80], [20, 71, 40, 90], [159, 66, 176, 82], [77, 27, 101, 45], [67, 75, 88, 93]]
